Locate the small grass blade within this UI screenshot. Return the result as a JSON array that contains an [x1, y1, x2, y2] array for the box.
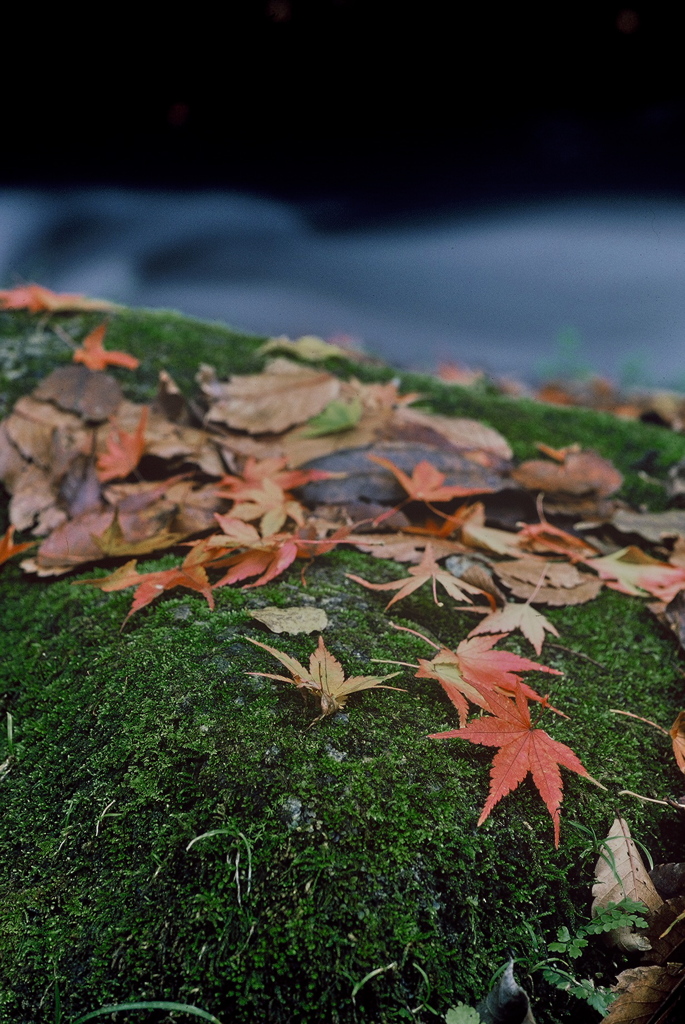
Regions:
[[70, 1001, 223, 1024]]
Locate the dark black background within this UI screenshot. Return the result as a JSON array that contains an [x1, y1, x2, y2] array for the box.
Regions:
[[4, 3, 685, 217]]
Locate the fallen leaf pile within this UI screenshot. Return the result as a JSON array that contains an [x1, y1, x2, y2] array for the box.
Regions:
[[5, 292, 685, 1017]]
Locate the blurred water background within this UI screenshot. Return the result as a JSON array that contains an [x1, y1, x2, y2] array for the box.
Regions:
[[3, 5, 685, 388], [3, 188, 685, 387]]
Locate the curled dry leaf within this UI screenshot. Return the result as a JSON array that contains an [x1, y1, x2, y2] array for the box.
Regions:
[[199, 358, 341, 434], [460, 503, 523, 557], [392, 408, 513, 463], [248, 606, 329, 635], [475, 960, 536, 1024], [515, 521, 600, 561], [591, 816, 664, 952]]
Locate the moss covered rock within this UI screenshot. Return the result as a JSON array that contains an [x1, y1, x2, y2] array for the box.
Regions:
[[1, 308, 684, 1023]]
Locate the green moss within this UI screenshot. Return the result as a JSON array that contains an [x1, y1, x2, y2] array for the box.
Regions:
[[1, 309, 685, 1023]]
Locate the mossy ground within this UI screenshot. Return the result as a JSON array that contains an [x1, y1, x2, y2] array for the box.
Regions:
[[1, 309, 685, 1023]]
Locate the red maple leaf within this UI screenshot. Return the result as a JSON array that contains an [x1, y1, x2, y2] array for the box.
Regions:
[[368, 454, 494, 503], [388, 623, 563, 726], [72, 323, 140, 371], [455, 633, 562, 692], [0, 283, 116, 313], [430, 684, 598, 847], [0, 525, 35, 567], [96, 407, 149, 483]]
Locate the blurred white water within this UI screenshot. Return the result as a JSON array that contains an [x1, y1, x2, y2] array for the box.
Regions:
[[3, 188, 685, 387]]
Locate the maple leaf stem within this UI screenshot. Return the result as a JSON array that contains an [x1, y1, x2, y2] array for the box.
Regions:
[[424, 500, 459, 522], [371, 658, 419, 668], [545, 643, 608, 670], [389, 621, 440, 648], [526, 562, 550, 604], [51, 323, 77, 350], [610, 709, 669, 735], [372, 498, 409, 527], [618, 789, 674, 807]]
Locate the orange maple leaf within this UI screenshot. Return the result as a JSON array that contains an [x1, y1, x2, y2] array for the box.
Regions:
[[516, 521, 599, 562], [208, 515, 300, 589], [244, 634, 403, 722], [214, 456, 331, 499], [96, 407, 149, 483], [0, 525, 35, 567], [467, 601, 560, 656], [228, 479, 307, 536], [0, 283, 117, 313], [368, 454, 494, 504], [346, 542, 485, 609], [72, 323, 140, 371], [430, 684, 599, 847], [73, 539, 222, 625]]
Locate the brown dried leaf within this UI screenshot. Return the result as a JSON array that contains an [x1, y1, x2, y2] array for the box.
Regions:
[[592, 816, 663, 952], [8, 464, 60, 532], [493, 557, 603, 606], [248, 606, 329, 635], [33, 365, 123, 421], [4, 396, 90, 472], [610, 508, 685, 544], [670, 712, 685, 773], [391, 408, 513, 463], [604, 965, 684, 1023], [650, 863, 685, 902], [199, 358, 341, 434], [511, 450, 623, 498], [348, 532, 468, 564], [152, 370, 194, 425], [124, 401, 225, 476], [643, 896, 685, 965], [0, 422, 27, 491]]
